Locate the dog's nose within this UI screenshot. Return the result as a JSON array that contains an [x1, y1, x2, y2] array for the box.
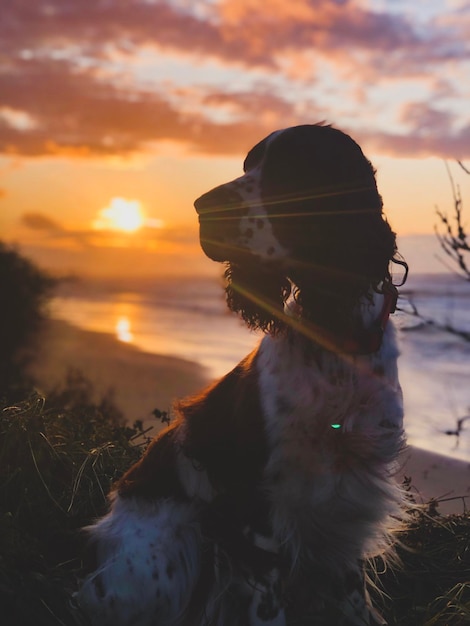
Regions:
[[194, 184, 247, 263], [194, 191, 216, 216]]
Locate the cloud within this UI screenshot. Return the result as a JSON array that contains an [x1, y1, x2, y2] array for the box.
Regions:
[[400, 102, 455, 135], [0, 1, 274, 71], [0, 0, 469, 160], [21, 212, 64, 232], [0, 57, 310, 157], [20, 211, 94, 249], [19, 209, 200, 252], [359, 123, 470, 161], [2, 1, 468, 78], [0, 58, 186, 156], [218, 0, 469, 74], [346, 100, 470, 159]]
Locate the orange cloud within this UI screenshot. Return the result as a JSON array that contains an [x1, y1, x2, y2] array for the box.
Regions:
[[20, 210, 200, 252], [0, 1, 469, 160], [0, 57, 307, 157], [400, 102, 454, 135], [21, 212, 63, 232], [358, 125, 470, 161]]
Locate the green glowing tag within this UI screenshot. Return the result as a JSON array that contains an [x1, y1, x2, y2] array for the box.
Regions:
[[330, 424, 342, 429]]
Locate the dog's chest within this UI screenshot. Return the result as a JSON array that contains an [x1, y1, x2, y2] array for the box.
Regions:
[[256, 331, 403, 512]]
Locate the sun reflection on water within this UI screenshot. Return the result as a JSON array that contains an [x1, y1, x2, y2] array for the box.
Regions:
[[116, 316, 133, 343]]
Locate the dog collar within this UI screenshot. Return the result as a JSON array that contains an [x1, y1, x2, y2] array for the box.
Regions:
[[338, 283, 398, 355], [284, 281, 399, 355]]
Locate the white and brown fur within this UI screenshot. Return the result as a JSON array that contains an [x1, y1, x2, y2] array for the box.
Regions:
[[77, 124, 407, 625]]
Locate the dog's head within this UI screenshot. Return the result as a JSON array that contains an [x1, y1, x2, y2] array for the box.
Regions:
[[194, 124, 402, 341]]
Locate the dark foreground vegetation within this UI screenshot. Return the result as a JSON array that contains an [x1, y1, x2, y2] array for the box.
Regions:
[[0, 390, 469, 626], [0, 384, 146, 626], [0, 243, 469, 625]]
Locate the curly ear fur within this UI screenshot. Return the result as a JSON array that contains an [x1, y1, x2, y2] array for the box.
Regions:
[[289, 211, 397, 335], [224, 263, 291, 334]]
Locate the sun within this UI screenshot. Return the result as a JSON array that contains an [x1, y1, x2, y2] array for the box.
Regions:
[[93, 197, 145, 233]]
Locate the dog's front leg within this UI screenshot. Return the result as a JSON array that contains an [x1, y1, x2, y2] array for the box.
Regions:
[[247, 566, 286, 626], [76, 497, 202, 626]]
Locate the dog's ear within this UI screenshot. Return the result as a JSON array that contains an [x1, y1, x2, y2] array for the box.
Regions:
[[287, 210, 397, 336], [224, 263, 290, 333]]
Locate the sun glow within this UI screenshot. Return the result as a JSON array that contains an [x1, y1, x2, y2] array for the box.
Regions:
[[115, 316, 133, 343], [93, 197, 145, 233]]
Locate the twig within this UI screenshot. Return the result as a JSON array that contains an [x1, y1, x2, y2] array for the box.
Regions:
[[444, 413, 470, 438], [397, 297, 470, 342], [434, 161, 470, 280], [457, 160, 470, 175]]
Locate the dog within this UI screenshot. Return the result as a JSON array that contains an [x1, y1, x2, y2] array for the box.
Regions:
[[77, 124, 407, 625]]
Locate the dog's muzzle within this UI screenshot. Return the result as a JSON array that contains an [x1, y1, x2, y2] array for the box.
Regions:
[[194, 185, 247, 263]]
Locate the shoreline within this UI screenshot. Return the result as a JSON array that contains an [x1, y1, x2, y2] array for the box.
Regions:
[[30, 318, 469, 515], [30, 318, 210, 421]]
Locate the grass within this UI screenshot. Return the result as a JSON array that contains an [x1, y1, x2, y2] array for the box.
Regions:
[[0, 375, 151, 626], [371, 506, 470, 625], [0, 383, 469, 625]]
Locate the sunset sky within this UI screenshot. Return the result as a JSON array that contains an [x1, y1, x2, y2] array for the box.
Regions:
[[1, 0, 469, 278]]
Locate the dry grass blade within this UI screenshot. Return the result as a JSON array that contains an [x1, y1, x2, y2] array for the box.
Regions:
[[1, 390, 469, 625]]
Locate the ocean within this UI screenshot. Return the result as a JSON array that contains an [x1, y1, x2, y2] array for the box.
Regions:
[[50, 271, 470, 463]]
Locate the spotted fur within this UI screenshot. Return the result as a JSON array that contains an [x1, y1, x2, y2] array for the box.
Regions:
[[77, 124, 406, 625]]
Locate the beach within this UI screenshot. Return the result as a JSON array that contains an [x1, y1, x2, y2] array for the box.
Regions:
[[30, 317, 469, 516], [30, 318, 210, 421], [398, 446, 470, 515]]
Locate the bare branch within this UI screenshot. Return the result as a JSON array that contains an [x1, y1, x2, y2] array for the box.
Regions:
[[457, 160, 470, 175], [434, 162, 470, 280], [398, 294, 470, 342]]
